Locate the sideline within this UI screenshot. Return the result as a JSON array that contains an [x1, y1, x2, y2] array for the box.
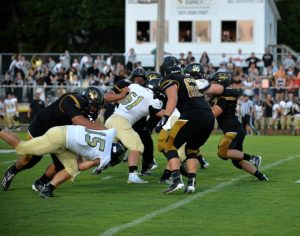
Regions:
[[100, 155, 299, 236]]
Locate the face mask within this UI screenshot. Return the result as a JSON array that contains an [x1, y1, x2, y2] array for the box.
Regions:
[[288, 71, 293, 76]]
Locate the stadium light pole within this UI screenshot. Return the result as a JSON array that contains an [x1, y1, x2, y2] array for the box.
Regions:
[[155, 0, 165, 72]]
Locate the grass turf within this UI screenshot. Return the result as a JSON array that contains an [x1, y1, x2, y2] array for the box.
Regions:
[[0, 133, 300, 236]]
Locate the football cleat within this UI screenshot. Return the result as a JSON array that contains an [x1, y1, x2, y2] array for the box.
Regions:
[[250, 155, 262, 169], [140, 169, 153, 176], [258, 174, 269, 181], [199, 157, 209, 169], [158, 178, 173, 185], [184, 178, 196, 194], [127, 171, 149, 184], [39, 184, 54, 198], [32, 179, 46, 192], [163, 179, 184, 194], [2, 166, 15, 191], [150, 159, 158, 170]]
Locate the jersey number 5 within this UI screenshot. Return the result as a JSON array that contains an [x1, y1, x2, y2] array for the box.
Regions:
[[84, 129, 106, 151]]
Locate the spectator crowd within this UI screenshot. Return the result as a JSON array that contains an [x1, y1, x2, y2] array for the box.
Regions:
[[1, 48, 300, 135]]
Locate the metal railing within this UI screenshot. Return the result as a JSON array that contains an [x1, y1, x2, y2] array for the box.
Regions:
[[268, 44, 300, 65], [1, 84, 299, 104]]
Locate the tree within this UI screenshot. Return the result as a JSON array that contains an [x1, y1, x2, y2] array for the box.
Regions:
[[276, 0, 300, 52], [0, 0, 125, 52]]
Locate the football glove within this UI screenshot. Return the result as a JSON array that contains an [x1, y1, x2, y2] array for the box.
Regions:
[[195, 79, 211, 92], [156, 115, 170, 133]]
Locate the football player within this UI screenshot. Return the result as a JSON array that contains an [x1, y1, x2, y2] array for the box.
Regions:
[[1, 87, 125, 192], [157, 56, 225, 194], [130, 69, 162, 175], [0, 126, 125, 198], [209, 72, 268, 180], [105, 73, 164, 184]]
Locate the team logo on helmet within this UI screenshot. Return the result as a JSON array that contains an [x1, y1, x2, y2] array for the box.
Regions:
[[191, 64, 201, 72]]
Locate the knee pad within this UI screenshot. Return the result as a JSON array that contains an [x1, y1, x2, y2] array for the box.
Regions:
[[166, 150, 180, 161], [217, 132, 237, 159], [185, 148, 198, 160]]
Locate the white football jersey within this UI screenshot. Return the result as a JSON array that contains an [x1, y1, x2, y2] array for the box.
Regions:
[[254, 104, 263, 119], [272, 103, 281, 119], [4, 98, 17, 113], [114, 83, 163, 124], [66, 126, 116, 169]]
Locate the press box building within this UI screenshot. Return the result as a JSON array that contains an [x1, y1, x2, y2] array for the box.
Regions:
[[125, 0, 281, 66]]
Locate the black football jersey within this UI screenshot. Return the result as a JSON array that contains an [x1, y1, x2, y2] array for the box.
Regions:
[[160, 73, 211, 113], [211, 94, 241, 132], [29, 93, 90, 136]]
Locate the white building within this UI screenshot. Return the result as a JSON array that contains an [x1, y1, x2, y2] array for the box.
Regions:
[[125, 0, 281, 67]]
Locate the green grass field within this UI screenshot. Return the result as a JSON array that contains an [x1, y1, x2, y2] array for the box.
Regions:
[[0, 133, 300, 236]]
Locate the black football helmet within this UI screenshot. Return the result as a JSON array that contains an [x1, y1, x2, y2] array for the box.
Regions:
[[160, 56, 181, 77], [147, 71, 162, 81], [112, 79, 132, 94], [207, 72, 232, 88], [184, 63, 206, 80], [82, 87, 104, 113], [146, 71, 161, 90], [110, 142, 126, 166], [129, 67, 148, 83], [146, 78, 160, 90], [145, 77, 166, 101]]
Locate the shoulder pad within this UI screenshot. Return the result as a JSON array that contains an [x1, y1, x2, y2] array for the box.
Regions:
[[160, 74, 179, 91]]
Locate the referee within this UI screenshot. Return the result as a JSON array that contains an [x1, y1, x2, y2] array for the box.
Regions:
[[27, 93, 45, 121], [240, 94, 259, 135]]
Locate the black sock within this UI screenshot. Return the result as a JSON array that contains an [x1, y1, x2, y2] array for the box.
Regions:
[[187, 173, 196, 185], [243, 153, 252, 161], [254, 170, 264, 179], [141, 162, 150, 172], [171, 169, 181, 182], [10, 164, 19, 175], [39, 174, 52, 184], [160, 169, 172, 180], [129, 166, 138, 173]]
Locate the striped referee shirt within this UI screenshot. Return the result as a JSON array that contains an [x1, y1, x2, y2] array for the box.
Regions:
[[240, 100, 254, 117]]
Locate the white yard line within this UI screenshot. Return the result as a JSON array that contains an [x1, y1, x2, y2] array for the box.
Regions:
[[0, 149, 17, 165], [100, 155, 299, 236], [0, 149, 15, 154]]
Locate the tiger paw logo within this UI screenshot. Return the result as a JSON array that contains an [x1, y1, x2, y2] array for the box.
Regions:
[[191, 65, 200, 72], [218, 73, 229, 81], [89, 90, 98, 100]]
